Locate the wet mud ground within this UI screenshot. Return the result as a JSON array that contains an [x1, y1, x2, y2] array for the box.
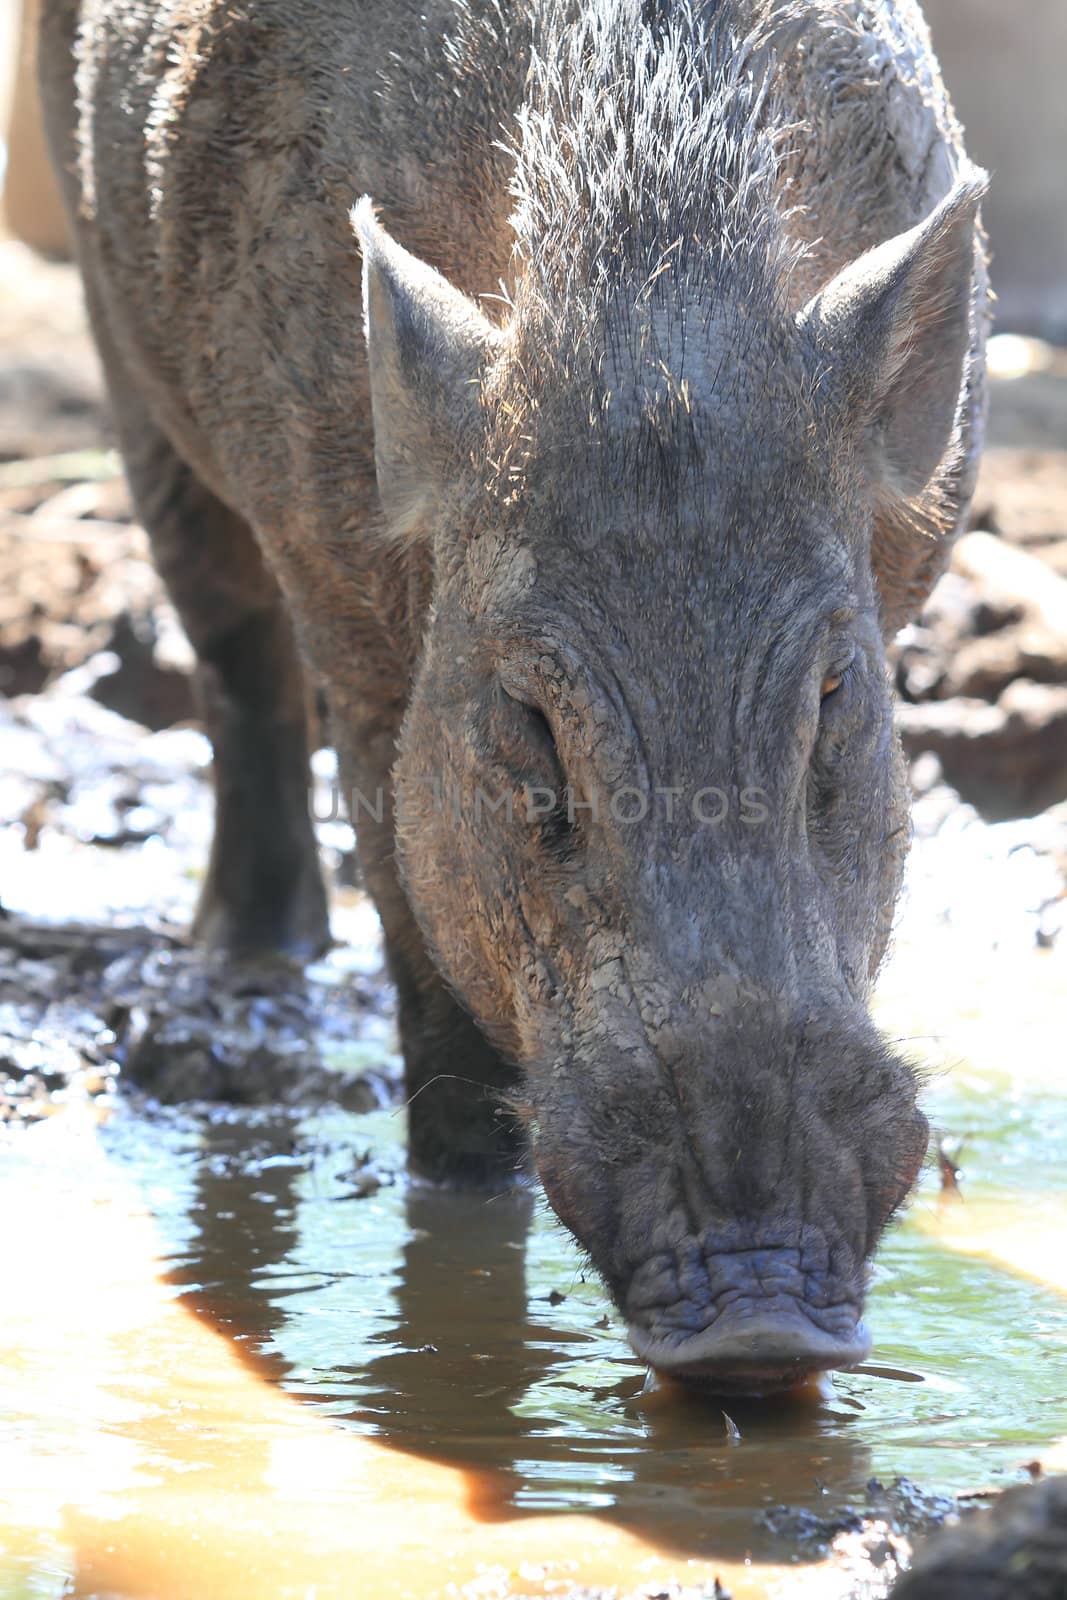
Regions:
[[1, 236, 1067, 1598]]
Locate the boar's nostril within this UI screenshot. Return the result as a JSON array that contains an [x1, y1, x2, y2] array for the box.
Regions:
[[628, 1309, 871, 1395]]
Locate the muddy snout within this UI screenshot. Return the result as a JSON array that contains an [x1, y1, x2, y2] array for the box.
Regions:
[[624, 1230, 870, 1395], [534, 1005, 924, 1396], [630, 1309, 872, 1395]]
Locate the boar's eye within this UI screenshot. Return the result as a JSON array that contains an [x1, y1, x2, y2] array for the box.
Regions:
[[819, 646, 857, 712], [499, 688, 560, 771], [498, 687, 579, 860], [811, 651, 858, 785]]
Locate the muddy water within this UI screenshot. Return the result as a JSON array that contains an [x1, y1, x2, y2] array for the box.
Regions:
[[102, 1086, 1067, 1520], [2, 739, 1066, 1598], [3, 996, 1067, 1598]]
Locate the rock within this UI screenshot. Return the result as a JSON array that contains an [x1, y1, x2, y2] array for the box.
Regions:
[[1038, 540, 1067, 580], [893, 567, 1027, 706], [951, 532, 1067, 638], [892, 531, 1067, 816], [891, 1475, 1067, 1599], [895, 682, 1067, 820], [974, 448, 1067, 544], [940, 624, 1067, 701]]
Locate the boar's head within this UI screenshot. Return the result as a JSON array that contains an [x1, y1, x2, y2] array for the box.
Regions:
[[353, 173, 984, 1392]]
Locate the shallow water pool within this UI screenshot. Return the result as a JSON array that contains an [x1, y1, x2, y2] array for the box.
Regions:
[[2, 790, 1066, 1599]]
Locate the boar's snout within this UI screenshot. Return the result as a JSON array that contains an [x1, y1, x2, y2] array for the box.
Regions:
[[534, 1004, 927, 1395], [624, 1224, 873, 1394], [633, 1315, 872, 1393]]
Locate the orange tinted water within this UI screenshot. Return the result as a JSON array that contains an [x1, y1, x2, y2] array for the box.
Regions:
[[2, 1111, 871, 1600], [3, 880, 1067, 1599]]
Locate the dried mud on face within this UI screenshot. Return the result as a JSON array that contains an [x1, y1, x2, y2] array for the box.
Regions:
[[2, 238, 1066, 1599]]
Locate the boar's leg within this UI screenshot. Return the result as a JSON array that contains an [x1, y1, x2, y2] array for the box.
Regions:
[[346, 725, 525, 1187], [102, 382, 328, 959], [186, 595, 330, 962], [390, 940, 527, 1187]]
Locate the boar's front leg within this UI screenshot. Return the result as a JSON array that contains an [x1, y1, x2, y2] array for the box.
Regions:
[[188, 595, 330, 962], [348, 722, 526, 1188]]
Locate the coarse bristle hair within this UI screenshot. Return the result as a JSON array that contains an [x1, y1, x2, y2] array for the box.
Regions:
[[483, 0, 842, 495]]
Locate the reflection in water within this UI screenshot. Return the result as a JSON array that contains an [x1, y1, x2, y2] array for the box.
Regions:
[[5, 903, 1067, 1598], [165, 1113, 886, 1564], [166, 1109, 305, 1362], [354, 1186, 554, 1518], [155, 1093, 1067, 1572], [1, 1112, 859, 1600], [351, 1190, 882, 1560]]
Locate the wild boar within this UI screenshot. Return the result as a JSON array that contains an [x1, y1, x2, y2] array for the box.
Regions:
[[38, 0, 988, 1389]]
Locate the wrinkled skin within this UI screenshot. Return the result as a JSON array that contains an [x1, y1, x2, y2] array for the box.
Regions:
[[39, 0, 988, 1388], [393, 308, 931, 1384]]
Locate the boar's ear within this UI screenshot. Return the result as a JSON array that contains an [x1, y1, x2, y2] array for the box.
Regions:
[[352, 197, 499, 539], [798, 173, 987, 636]]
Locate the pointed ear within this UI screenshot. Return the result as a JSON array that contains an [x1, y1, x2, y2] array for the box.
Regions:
[[352, 198, 499, 538], [799, 172, 988, 631]]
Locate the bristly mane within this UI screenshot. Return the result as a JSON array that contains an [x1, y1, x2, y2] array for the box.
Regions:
[[485, 0, 835, 498], [509, 0, 814, 316]]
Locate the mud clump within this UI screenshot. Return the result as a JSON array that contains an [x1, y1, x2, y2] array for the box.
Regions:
[[0, 918, 398, 1122], [891, 1473, 1067, 1599], [110, 942, 395, 1110]]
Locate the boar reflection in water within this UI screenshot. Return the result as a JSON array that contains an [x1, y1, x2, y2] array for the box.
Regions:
[[39, 0, 988, 1389], [174, 1121, 900, 1560]]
